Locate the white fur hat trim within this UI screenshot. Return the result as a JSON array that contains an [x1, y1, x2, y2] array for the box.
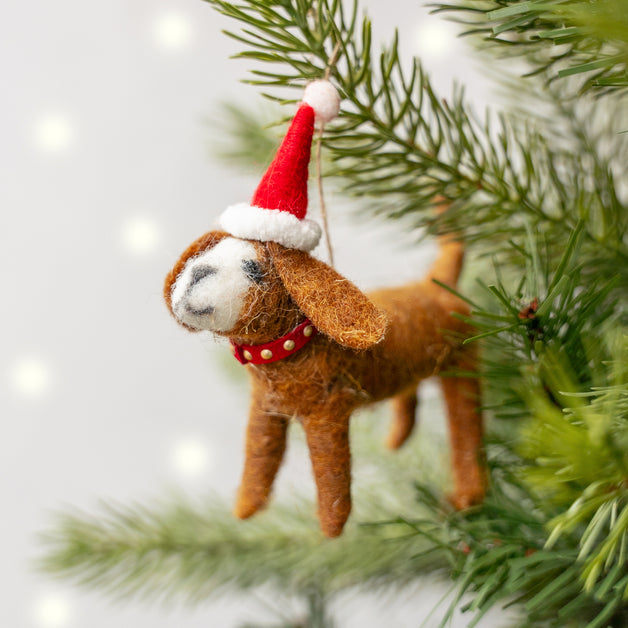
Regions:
[[218, 203, 322, 252]]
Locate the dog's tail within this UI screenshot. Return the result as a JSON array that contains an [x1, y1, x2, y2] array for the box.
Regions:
[[426, 201, 465, 289], [427, 234, 464, 288]]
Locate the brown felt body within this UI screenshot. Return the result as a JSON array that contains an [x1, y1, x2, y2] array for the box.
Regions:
[[165, 230, 486, 537]]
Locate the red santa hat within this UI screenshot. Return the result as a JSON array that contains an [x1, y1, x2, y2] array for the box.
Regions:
[[218, 80, 341, 252]]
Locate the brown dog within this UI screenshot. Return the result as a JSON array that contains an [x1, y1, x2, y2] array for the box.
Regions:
[[164, 229, 486, 537]]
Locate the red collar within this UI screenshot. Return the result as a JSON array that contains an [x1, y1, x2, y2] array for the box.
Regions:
[[230, 318, 317, 365]]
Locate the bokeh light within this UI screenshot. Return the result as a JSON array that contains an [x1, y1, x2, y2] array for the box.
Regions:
[[152, 13, 193, 50], [33, 114, 75, 153], [170, 437, 212, 478], [414, 19, 459, 60], [32, 592, 73, 628], [120, 216, 161, 256], [11, 356, 52, 398]]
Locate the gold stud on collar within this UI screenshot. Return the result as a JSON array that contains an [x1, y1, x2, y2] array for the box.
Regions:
[[243, 350, 253, 361], [303, 325, 313, 337], [261, 349, 273, 360], [283, 339, 296, 351]]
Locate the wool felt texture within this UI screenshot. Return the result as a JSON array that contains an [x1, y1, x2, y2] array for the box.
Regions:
[[218, 203, 322, 252], [169, 237, 259, 332], [216, 104, 322, 252], [164, 231, 227, 333], [217, 81, 341, 253], [301, 79, 341, 125], [252, 104, 314, 219], [164, 230, 487, 538]]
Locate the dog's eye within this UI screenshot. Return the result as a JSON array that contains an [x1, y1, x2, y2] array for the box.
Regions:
[[242, 259, 265, 284]]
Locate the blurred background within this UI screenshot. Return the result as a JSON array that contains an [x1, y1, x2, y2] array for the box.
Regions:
[[1, 0, 509, 625]]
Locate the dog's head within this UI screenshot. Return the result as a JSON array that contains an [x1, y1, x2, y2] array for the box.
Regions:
[[164, 231, 387, 350]]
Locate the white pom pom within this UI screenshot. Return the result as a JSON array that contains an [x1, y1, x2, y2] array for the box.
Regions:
[[302, 80, 341, 124]]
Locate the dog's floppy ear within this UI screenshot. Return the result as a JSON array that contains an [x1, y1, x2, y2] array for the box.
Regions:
[[164, 230, 229, 325], [267, 241, 387, 350]]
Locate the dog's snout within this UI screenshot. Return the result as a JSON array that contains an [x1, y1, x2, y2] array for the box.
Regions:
[[190, 265, 216, 287], [169, 237, 260, 332]]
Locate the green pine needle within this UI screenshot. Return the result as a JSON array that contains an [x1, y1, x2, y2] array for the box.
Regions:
[[437, 0, 628, 93]]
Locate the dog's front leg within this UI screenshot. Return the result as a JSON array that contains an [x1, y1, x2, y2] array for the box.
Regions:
[[302, 410, 352, 538], [234, 387, 289, 520]]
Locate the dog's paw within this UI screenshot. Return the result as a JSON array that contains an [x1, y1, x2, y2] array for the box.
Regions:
[[233, 493, 268, 520], [448, 486, 486, 511]]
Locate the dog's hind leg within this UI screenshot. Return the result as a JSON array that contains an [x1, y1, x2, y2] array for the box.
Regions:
[[440, 369, 486, 509], [386, 388, 418, 450]]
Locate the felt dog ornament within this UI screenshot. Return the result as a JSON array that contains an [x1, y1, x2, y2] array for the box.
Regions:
[[164, 81, 486, 537]]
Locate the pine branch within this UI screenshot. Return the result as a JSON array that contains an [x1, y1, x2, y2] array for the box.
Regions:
[[524, 335, 628, 595], [204, 0, 628, 285], [207, 102, 283, 172], [39, 498, 439, 604], [455, 221, 628, 613], [433, 0, 628, 93], [39, 414, 452, 605]]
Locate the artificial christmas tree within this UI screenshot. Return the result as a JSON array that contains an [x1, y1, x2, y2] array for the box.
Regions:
[[41, 0, 627, 625]]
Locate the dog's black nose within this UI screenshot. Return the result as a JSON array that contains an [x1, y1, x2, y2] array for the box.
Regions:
[[190, 265, 216, 287], [185, 304, 215, 316]]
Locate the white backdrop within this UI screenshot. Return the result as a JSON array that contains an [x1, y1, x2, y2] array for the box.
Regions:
[[1, 0, 515, 626]]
